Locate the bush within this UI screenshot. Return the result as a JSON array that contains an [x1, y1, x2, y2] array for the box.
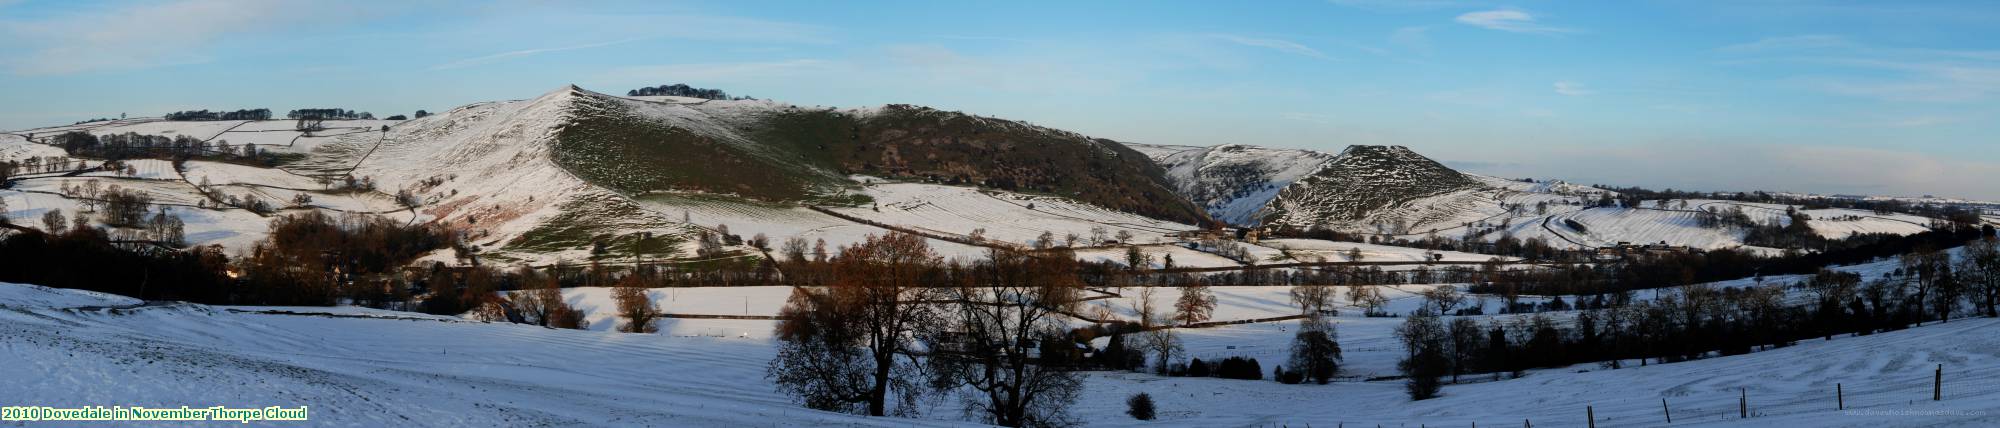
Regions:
[[1125, 393, 1155, 421], [1273, 365, 1306, 384], [1186, 358, 1210, 377], [1215, 356, 1264, 380]]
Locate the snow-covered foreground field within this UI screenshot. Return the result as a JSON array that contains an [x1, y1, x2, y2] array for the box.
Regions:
[[0, 282, 961, 427], [9, 280, 1999, 427], [1080, 317, 2000, 427]]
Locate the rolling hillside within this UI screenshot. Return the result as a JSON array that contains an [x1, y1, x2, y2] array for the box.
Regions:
[[1258, 145, 1482, 231], [1134, 143, 1335, 226], [3, 85, 1221, 265]]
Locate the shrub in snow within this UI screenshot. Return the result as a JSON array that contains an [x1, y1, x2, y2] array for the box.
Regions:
[[1126, 393, 1155, 421]]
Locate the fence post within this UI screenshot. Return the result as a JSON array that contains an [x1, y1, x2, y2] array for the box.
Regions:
[[1586, 406, 1595, 428], [1837, 383, 1844, 410], [1739, 388, 1747, 418], [1934, 364, 1942, 401], [1662, 397, 1672, 423]]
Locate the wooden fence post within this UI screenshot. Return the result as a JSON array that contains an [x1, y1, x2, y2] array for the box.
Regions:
[[1662, 397, 1672, 423], [1935, 364, 1942, 401], [1739, 388, 1748, 418], [1586, 406, 1595, 428]]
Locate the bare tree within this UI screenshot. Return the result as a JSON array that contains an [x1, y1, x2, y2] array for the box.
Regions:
[[1961, 238, 2000, 317], [1288, 285, 1342, 384], [1289, 284, 1336, 317], [42, 210, 68, 235], [510, 274, 586, 329], [1173, 282, 1216, 326], [1396, 312, 1449, 400], [1419, 285, 1465, 316], [769, 232, 941, 416], [1445, 317, 1482, 382], [932, 249, 1084, 427], [1348, 286, 1387, 316], [1133, 288, 1182, 374], [613, 284, 659, 333], [1902, 249, 1951, 323]]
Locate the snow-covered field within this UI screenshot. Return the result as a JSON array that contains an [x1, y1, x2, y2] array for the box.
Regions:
[[0, 282, 956, 427], [1260, 238, 1514, 263], [830, 182, 1198, 247], [9, 278, 1999, 427], [0, 132, 66, 162], [1073, 244, 1246, 268], [635, 194, 996, 262], [78, 159, 180, 180], [1541, 207, 1747, 249], [84, 120, 240, 141]]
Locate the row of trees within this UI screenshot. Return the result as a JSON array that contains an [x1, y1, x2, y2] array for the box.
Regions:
[[626, 83, 750, 100], [286, 108, 373, 120], [164, 108, 271, 121], [234, 211, 452, 306], [2, 201, 610, 331], [0, 212, 229, 303], [49, 131, 277, 165], [1396, 238, 2000, 400], [1595, 183, 1992, 220], [169, 107, 409, 122]]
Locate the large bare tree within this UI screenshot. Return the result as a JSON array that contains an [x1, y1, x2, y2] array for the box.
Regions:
[[1172, 282, 1216, 326], [1133, 287, 1182, 375], [932, 249, 1084, 427], [1287, 284, 1341, 384], [769, 232, 941, 416]]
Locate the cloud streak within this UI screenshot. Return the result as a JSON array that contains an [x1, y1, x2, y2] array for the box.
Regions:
[[432, 38, 644, 70], [1553, 81, 1592, 96], [600, 59, 834, 83], [1454, 9, 1575, 34], [1458, 142, 2000, 200], [1720, 35, 2000, 102], [1208, 34, 1330, 59], [0, 0, 372, 75]]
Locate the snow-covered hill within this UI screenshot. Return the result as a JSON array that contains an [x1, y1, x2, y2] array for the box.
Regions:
[[1132, 143, 1335, 226], [2, 87, 1951, 265], [3, 85, 1215, 265], [1258, 145, 1483, 231]]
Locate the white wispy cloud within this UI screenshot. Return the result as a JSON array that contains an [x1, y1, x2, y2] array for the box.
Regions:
[[0, 0, 372, 75], [1454, 9, 1575, 34], [1718, 35, 1853, 53], [600, 59, 834, 82], [1464, 142, 2000, 201], [1208, 34, 1330, 59], [1719, 35, 2000, 102], [1552, 81, 1593, 96], [432, 39, 643, 71], [1390, 26, 1433, 55], [1327, 0, 1471, 13]]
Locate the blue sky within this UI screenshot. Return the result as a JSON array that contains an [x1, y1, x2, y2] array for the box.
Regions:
[[3, 0, 1997, 199]]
